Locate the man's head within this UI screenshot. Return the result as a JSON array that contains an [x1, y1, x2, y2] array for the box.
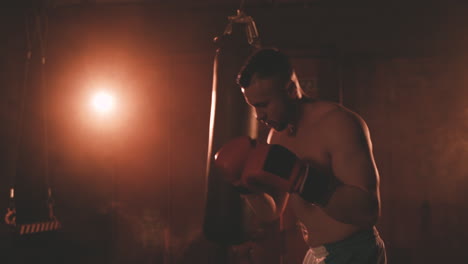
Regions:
[[237, 48, 302, 132]]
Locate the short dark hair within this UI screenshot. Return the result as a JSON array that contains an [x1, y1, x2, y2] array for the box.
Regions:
[[237, 48, 293, 89]]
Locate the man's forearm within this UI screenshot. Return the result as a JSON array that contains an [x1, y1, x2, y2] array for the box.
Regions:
[[242, 192, 286, 222], [320, 185, 380, 228]]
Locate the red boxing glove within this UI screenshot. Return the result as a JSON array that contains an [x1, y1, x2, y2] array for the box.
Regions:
[[215, 137, 335, 205], [215, 137, 306, 195], [241, 143, 305, 194], [214, 136, 256, 194], [242, 143, 336, 206]]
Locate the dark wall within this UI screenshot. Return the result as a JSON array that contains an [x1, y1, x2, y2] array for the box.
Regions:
[[0, 1, 467, 263], [342, 55, 468, 264]]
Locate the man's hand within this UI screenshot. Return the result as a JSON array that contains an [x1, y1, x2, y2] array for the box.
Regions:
[[241, 142, 304, 194], [214, 136, 257, 194], [215, 136, 336, 205]]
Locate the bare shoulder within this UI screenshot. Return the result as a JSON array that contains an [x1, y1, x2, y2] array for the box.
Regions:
[[304, 101, 367, 131], [303, 101, 371, 149], [302, 101, 362, 125]]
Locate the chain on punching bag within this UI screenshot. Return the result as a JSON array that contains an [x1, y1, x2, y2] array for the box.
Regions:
[[203, 9, 261, 247]]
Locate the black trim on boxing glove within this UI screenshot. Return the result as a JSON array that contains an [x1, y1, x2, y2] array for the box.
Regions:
[[232, 185, 254, 194], [298, 164, 337, 207], [262, 144, 297, 180]]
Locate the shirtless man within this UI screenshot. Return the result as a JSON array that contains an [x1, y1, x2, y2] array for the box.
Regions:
[[215, 48, 386, 264]]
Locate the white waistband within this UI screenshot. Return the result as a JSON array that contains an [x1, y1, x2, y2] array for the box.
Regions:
[[310, 246, 329, 258]]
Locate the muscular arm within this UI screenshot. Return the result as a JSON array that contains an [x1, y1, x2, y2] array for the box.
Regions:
[[319, 109, 381, 228], [242, 192, 289, 222]]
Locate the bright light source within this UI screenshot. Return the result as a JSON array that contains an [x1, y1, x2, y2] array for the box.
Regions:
[[91, 91, 115, 114]]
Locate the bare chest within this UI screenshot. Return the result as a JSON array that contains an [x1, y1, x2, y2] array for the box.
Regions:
[[272, 126, 330, 170], [271, 126, 352, 245]]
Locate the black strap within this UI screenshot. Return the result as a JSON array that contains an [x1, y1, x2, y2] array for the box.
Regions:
[[35, 10, 54, 208], [298, 164, 337, 207], [262, 144, 297, 180]]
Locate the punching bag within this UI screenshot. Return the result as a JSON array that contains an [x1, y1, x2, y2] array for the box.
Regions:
[[203, 10, 260, 246]]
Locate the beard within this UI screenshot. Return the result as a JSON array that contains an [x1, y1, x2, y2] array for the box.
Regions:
[[267, 103, 295, 132], [261, 98, 297, 132], [265, 119, 289, 132]]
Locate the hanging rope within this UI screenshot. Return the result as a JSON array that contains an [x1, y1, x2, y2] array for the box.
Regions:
[[35, 9, 55, 221], [239, 0, 246, 12]]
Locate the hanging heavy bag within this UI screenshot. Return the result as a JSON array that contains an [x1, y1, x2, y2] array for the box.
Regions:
[[203, 9, 261, 246]]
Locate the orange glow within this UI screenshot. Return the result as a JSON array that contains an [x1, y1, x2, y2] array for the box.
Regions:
[[91, 91, 115, 115]]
